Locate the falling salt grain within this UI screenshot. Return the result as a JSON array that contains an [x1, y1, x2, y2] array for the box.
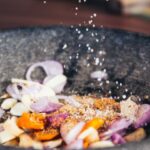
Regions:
[[76, 55, 79, 59], [91, 70, 107, 80], [43, 1, 46, 4], [93, 13, 97, 17], [86, 28, 89, 31], [77, 30, 81, 34], [87, 63, 90, 67], [76, 28, 79, 32], [78, 34, 83, 40], [96, 39, 99, 43], [120, 83, 123, 87], [75, 7, 78, 10], [122, 95, 127, 99], [100, 82, 103, 86], [115, 81, 119, 84], [109, 90, 112, 94], [95, 58, 99, 65], [91, 49, 94, 52], [86, 43, 90, 47], [91, 33, 94, 37], [99, 62, 102, 66], [69, 56, 72, 60], [106, 80, 110, 84], [88, 20, 93, 24], [97, 78, 102, 82], [62, 44, 67, 49], [103, 69, 106, 73]]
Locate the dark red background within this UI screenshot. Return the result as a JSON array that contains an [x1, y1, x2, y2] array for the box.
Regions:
[[0, 0, 149, 35]]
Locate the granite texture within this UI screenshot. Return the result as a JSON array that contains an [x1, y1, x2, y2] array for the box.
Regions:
[[0, 26, 149, 149]]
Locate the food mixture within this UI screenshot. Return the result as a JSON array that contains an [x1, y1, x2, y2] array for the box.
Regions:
[[0, 60, 149, 149]]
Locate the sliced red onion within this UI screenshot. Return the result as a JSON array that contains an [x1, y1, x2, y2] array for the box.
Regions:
[[23, 84, 55, 100], [90, 70, 107, 80], [65, 139, 84, 150], [111, 133, 126, 145], [21, 84, 42, 97], [6, 83, 43, 100], [30, 97, 62, 113], [134, 104, 150, 128], [6, 84, 23, 100], [46, 113, 68, 127], [56, 95, 81, 107], [103, 118, 132, 137], [62, 122, 85, 144], [26, 60, 63, 81]]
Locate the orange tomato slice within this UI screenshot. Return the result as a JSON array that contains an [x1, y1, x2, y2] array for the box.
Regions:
[[34, 128, 59, 141], [17, 113, 45, 130], [83, 118, 104, 131]]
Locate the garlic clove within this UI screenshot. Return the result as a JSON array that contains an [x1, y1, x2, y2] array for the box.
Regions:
[[19, 134, 43, 149], [90, 140, 114, 148], [43, 139, 63, 148], [10, 102, 29, 116], [1, 98, 17, 110], [44, 74, 67, 93]]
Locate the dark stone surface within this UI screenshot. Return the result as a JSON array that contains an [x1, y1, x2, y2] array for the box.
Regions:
[[0, 26, 149, 149]]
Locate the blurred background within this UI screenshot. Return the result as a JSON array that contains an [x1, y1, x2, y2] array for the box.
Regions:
[[0, 0, 150, 34]]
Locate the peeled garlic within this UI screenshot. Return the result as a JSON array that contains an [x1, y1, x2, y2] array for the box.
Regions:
[[0, 117, 23, 144], [3, 117, 24, 136], [90, 141, 114, 148], [44, 74, 67, 93], [1, 98, 17, 110], [19, 134, 43, 149], [21, 95, 33, 111], [78, 127, 99, 143], [0, 130, 15, 144], [36, 86, 55, 98], [10, 102, 29, 116], [4, 138, 18, 146], [43, 139, 63, 148]]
